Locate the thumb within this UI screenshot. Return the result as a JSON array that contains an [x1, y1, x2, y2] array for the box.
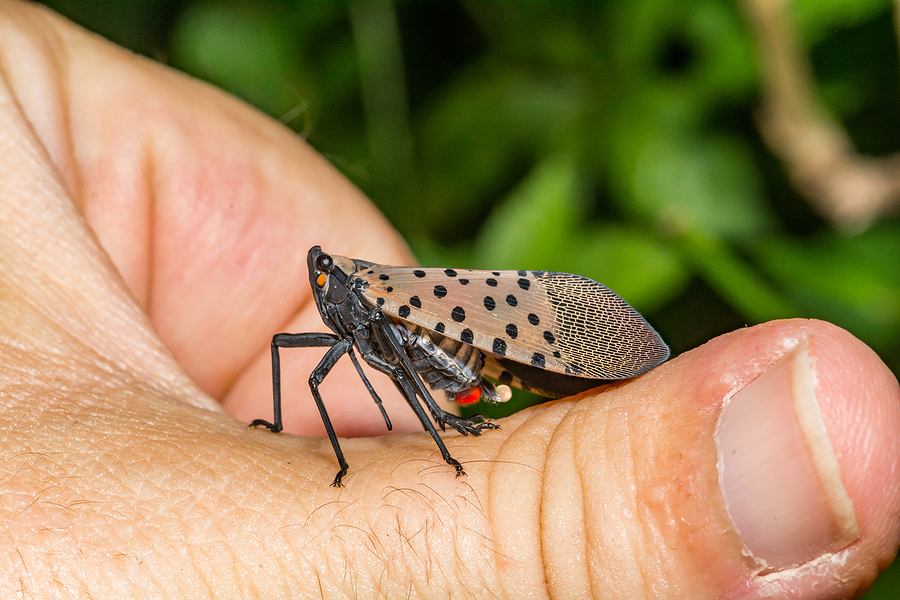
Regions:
[[483, 318, 898, 598]]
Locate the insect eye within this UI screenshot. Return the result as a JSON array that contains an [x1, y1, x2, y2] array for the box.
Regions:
[[316, 254, 333, 272], [316, 273, 327, 288]]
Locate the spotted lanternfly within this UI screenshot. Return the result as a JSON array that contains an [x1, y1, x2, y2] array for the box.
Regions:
[[251, 246, 669, 487]]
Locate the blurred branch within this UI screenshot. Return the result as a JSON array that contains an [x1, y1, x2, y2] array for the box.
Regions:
[[742, 0, 900, 232]]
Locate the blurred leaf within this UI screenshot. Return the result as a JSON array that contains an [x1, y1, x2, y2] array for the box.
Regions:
[[474, 155, 579, 268], [687, 0, 758, 98], [617, 125, 772, 240], [169, 3, 301, 117], [474, 156, 686, 312], [608, 0, 756, 97], [563, 227, 687, 312], [792, 0, 893, 43], [682, 231, 798, 323], [415, 67, 584, 237], [753, 225, 900, 348], [613, 88, 772, 239]]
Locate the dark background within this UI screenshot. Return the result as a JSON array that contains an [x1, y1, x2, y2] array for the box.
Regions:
[[35, 1, 900, 595]]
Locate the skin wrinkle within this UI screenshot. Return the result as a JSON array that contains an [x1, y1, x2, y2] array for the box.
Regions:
[[576, 401, 602, 600], [541, 401, 590, 597], [627, 404, 653, 596], [142, 132, 157, 314], [490, 402, 570, 599], [7, 5, 82, 206], [640, 412, 678, 596], [586, 401, 641, 596]]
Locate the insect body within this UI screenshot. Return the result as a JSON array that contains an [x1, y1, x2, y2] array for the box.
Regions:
[[251, 246, 669, 486]]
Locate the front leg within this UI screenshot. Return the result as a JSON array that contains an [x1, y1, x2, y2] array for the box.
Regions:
[[306, 338, 356, 486], [250, 332, 339, 433]]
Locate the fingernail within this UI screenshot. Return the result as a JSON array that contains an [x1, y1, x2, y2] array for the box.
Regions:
[[716, 342, 860, 571]]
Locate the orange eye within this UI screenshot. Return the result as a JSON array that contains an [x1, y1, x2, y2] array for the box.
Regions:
[[316, 273, 327, 287]]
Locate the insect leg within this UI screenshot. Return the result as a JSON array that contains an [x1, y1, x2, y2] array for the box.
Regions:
[[404, 369, 498, 437], [249, 332, 354, 487], [346, 347, 392, 431], [250, 332, 339, 433], [367, 314, 497, 436], [347, 346, 466, 477], [305, 338, 356, 487], [389, 369, 466, 478]]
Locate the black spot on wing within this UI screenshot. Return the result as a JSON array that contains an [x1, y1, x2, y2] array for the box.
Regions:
[[565, 362, 586, 376], [506, 294, 518, 307], [486, 278, 498, 287], [543, 330, 556, 344], [528, 313, 540, 326], [461, 328, 474, 344], [506, 323, 518, 339], [409, 296, 422, 309], [413, 270, 426, 278], [531, 353, 546, 368], [451, 306, 466, 322], [444, 269, 457, 277], [434, 322, 445, 333], [517, 278, 530, 290], [433, 285, 447, 298], [484, 296, 496, 311], [398, 305, 410, 318], [492, 338, 507, 356]]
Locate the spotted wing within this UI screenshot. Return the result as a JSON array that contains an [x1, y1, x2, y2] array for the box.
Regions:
[[354, 265, 668, 383]]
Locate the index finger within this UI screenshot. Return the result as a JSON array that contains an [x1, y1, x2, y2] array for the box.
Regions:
[[2, 2, 416, 432]]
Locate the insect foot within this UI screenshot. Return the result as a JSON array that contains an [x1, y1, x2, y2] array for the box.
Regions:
[[448, 457, 466, 478], [442, 414, 500, 437], [249, 419, 281, 433]]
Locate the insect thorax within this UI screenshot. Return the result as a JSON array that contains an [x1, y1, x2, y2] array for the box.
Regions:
[[391, 319, 482, 396]]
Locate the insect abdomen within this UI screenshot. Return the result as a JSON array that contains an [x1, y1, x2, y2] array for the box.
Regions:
[[393, 320, 482, 396]]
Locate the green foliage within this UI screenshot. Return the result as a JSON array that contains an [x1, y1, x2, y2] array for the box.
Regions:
[[36, 1, 900, 592]]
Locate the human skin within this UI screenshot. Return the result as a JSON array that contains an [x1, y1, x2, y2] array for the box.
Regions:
[[0, 2, 898, 598]]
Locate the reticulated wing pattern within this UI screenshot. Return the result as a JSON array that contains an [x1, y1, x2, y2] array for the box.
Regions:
[[537, 272, 669, 377], [354, 264, 667, 380]]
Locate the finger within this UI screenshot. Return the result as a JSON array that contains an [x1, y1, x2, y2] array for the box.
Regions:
[[0, 2, 421, 432], [486, 318, 898, 598], [0, 5, 208, 410]]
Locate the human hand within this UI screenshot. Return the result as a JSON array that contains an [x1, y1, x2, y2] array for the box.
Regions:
[[0, 2, 897, 597]]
